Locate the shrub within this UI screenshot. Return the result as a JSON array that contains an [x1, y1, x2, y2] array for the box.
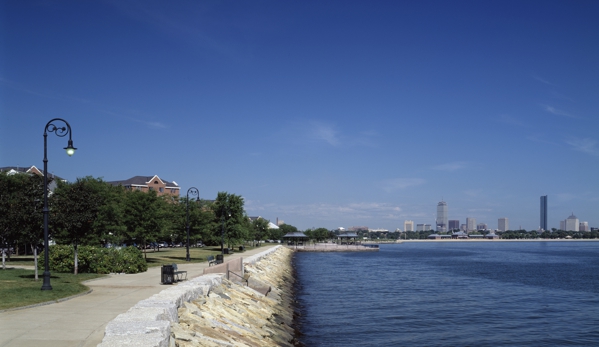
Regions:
[[38, 245, 147, 274]]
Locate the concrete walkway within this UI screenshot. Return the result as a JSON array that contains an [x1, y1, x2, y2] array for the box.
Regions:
[[0, 246, 276, 347]]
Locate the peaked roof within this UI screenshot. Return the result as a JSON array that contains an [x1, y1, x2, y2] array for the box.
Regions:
[[0, 166, 66, 181], [107, 175, 179, 188]]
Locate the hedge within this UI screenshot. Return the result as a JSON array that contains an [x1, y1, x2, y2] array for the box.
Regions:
[[38, 245, 147, 274]]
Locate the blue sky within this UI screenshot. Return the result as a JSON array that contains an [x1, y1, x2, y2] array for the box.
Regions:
[[1, 0, 598, 231]]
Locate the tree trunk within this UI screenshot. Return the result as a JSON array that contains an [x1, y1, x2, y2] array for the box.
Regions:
[[2, 248, 5, 269], [74, 243, 78, 275], [32, 245, 38, 281]]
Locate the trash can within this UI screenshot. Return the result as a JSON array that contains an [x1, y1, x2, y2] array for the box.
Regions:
[[223, 248, 229, 254], [239, 246, 245, 252], [216, 254, 224, 264], [161, 264, 174, 284]]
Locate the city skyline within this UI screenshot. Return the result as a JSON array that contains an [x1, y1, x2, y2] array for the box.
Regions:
[[1, 1, 598, 231]]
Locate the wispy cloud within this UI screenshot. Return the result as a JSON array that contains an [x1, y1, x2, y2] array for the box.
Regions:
[[532, 75, 555, 86], [433, 161, 467, 172], [101, 110, 168, 129], [541, 104, 578, 119], [498, 114, 529, 128], [382, 178, 425, 192], [245, 201, 404, 224], [309, 121, 340, 146], [565, 138, 599, 156]]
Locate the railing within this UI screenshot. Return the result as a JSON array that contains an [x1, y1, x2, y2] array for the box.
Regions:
[[227, 270, 249, 286]]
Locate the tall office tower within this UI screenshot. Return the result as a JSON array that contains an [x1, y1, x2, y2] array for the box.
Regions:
[[477, 223, 488, 231], [540, 195, 548, 231], [416, 224, 425, 231], [498, 217, 509, 232], [424, 224, 432, 230], [564, 213, 579, 231], [436, 201, 448, 232], [404, 220, 414, 232], [448, 220, 460, 231], [466, 218, 476, 232]]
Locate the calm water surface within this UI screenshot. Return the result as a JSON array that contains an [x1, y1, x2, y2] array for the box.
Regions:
[[294, 242, 599, 346]]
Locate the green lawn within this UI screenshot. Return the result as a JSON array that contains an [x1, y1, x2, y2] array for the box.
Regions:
[[0, 268, 105, 310]]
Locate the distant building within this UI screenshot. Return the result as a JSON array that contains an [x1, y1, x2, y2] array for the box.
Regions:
[[460, 224, 467, 232], [416, 224, 425, 231], [579, 222, 589, 232], [466, 218, 476, 232], [540, 195, 548, 231], [564, 213, 579, 231], [424, 224, 432, 231], [476, 223, 488, 231], [0, 165, 67, 192], [404, 220, 414, 232], [436, 201, 448, 232], [348, 226, 369, 232], [448, 220, 460, 231], [107, 175, 180, 197], [498, 217, 509, 232]]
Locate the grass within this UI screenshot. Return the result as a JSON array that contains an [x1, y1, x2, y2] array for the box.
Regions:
[[0, 268, 105, 310]]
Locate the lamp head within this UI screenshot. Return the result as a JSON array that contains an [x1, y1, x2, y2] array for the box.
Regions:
[[64, 140, 77, 157]]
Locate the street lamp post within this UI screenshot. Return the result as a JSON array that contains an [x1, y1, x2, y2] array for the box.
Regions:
[[185, 187, 199, 262], [42, 118, 76, 291]]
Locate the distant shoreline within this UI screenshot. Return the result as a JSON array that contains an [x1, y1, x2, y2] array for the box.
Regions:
[[369, 239, 599, 243]]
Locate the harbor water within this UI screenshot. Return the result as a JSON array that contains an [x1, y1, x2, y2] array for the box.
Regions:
[[294, 241, 599, 346]]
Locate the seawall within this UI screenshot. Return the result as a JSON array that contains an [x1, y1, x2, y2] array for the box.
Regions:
[[98, 245, 297, 347]]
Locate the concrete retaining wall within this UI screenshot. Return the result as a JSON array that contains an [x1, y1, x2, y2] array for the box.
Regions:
[[244, 245, 281, 264], [98, 246, 282, 347], [98, 274, 223, 347]]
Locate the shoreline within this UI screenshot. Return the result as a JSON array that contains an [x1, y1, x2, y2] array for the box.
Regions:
[[369, 239, 599, 243]]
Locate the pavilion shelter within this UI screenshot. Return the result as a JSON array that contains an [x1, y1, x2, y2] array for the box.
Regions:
[[338, 231, 360, 245], [283, 231, 309, 248]]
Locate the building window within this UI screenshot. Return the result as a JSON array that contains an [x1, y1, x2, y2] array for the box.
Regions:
[[135, 186, 142, 191], [171, 189, 177, 193], [149, 187, 154, 191], [159, 187, 164, 193]]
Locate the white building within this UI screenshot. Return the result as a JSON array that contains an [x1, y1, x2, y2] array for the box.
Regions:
[[498, 217, 509, 232], [404, 220, 414, 232], [466, 218, 476, 232], [476, 223, 488, 231], [564, 213, 579, 231], [580, 221, 589, 232]]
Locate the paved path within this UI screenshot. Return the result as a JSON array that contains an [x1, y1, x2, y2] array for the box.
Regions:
[[0, 246, 276, 347]]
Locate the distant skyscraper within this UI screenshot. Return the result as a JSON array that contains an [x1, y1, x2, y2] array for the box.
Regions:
[[580, 221, 589, 232], [498, 217, 509, 232], [436, 201, 448, 232], [404, 220, 414, 232], [449, 220, 460, 231], [540, 195, 548, 231], [477, 223, 488, 231], [416, 224, 425, 231], [466, 218, 476, 232]]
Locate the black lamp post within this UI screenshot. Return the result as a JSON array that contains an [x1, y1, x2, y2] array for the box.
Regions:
[[42, 118, 76, 291], [185, 187, 199, 262]]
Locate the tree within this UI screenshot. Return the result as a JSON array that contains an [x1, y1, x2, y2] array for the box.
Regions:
[[213, 192, 248, 250], [51, 177, 107, 274], [121, 190, 167, 258], [251, 217, 270, 245], [0, 172, 45, 277]]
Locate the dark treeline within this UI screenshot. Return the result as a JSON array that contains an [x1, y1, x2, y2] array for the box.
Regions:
[[0, 174, 290, 256]]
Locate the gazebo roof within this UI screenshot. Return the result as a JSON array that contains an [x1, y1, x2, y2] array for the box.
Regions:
[[338, 232, 359, 238], [283, 231, 308, 238]]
